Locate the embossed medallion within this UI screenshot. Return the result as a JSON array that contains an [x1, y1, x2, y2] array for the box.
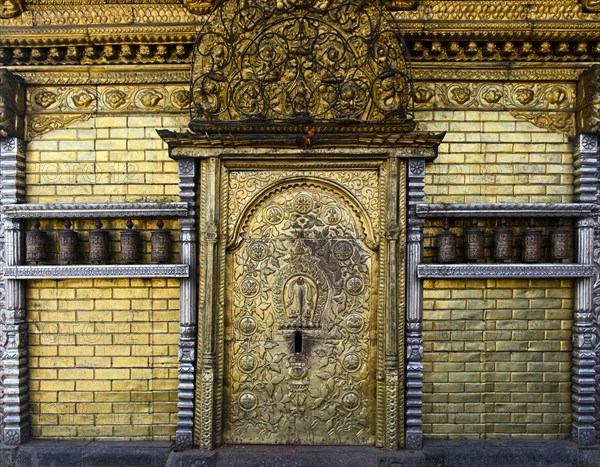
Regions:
[[333, 240, 354, 261]]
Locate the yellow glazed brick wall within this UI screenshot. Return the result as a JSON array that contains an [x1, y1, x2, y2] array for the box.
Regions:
[[24, 113, 187, 440], [422, 279, 573, 440], [416, 110, 573, 204], [27, 278, 180, 440], [25, 114, 187, 203]]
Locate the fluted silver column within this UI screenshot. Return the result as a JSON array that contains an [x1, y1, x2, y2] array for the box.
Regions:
[[174, 158, 198, 451], [572, 134, 598, 446], [405, 158, 425, 449], [1, 137, 28, 445]]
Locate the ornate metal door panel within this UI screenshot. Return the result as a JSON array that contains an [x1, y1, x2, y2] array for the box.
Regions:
[[224, 178, 378, 445]]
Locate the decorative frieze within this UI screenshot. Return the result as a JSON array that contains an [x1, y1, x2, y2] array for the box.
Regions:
[[26, 84, 189, 138], [434, 82, 574, 111], [414, 81, 577, 135], [28, 85, 190, 114]]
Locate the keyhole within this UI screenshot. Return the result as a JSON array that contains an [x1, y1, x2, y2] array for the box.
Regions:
[[294, 330, 302, 354]]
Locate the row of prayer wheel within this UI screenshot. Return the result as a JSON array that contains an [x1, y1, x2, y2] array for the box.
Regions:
[[25, 218, 171, 264], [437, 218, 572, 263]]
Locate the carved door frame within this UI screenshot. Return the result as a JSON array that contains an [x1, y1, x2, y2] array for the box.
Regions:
[[191, 153, 406, 450], [160, 129, 443, 451]]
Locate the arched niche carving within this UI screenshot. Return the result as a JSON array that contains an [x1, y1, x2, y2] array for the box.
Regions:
[[228, 177, 379, 251]]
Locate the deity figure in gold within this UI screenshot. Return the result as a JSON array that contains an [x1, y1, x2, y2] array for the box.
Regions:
[[284, 275, 317, 324]]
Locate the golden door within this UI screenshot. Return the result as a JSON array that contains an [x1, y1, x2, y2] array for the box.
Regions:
[[224, 180, 377, 445]]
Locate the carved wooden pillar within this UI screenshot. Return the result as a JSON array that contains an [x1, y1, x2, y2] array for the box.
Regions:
[[196, 157, 220, 450], [405, 158, 425, 449], [384, 157, 401, 449], [175, 158, 198, 451]]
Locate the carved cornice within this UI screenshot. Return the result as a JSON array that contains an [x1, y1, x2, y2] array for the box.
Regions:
[[12, 64, 584, 86], [2, 1, 600, 66], [14, 66, 190, 85], [158, 127, 445, 154], [3, 39, 600, 68]]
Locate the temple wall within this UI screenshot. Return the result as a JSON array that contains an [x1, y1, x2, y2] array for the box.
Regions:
[[25, 115, 184, 203], [1, 62, 587, 446], [23, 114, 186, 441], [417, 107, 576, 440], [418, 109, 573, 204], [20, 106, 580, 442], [27, 278, 180, 440], [422, 279, 573, 439]]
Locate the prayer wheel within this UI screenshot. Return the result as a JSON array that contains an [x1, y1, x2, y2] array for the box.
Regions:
[[151, 219, 171, 263], [120, 218, 141, 264]]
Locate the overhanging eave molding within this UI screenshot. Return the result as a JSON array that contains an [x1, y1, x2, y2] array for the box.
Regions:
[[158, 128, 445, 160]]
